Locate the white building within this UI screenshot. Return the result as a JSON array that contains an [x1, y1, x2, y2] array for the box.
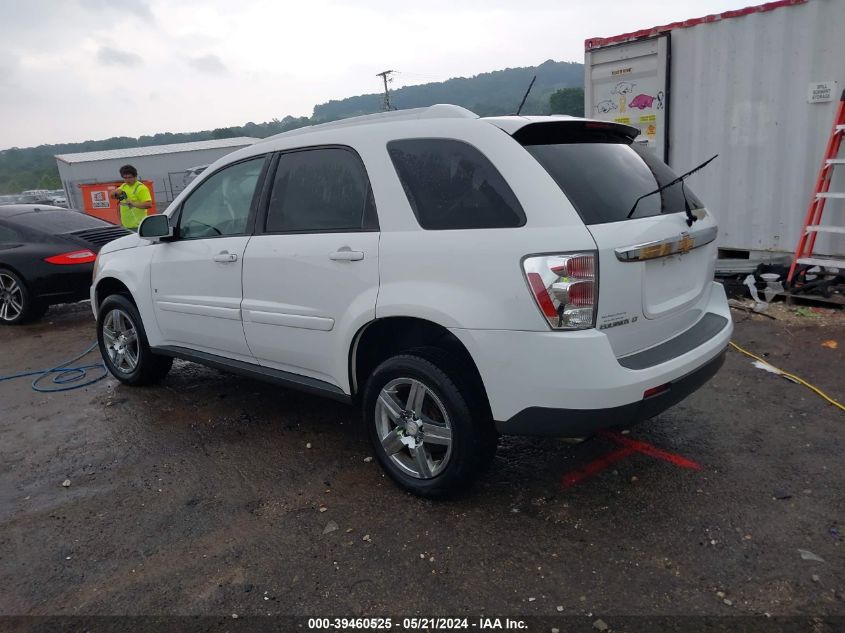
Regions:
[[55, 137, 258, 211]]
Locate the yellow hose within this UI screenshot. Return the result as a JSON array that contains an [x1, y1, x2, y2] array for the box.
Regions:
[[729, 341, 845, 412]]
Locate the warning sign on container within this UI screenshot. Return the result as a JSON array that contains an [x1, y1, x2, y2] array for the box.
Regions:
[[91, 191, 110, 209], [808, 81, 837, 104]]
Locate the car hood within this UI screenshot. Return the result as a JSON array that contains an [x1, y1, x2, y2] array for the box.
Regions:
[[99, 232, 144, 255]]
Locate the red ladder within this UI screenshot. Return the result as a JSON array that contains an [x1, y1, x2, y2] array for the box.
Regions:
[[787, 90, 845, 284]]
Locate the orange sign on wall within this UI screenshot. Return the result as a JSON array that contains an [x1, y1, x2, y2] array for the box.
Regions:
[[79, 181, 157, 226]]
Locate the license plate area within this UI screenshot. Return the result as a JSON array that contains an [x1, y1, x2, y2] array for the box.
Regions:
[[642, 248, 711, 318]]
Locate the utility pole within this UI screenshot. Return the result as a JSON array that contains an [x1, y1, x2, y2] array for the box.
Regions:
[[376, 70, 395, 111]]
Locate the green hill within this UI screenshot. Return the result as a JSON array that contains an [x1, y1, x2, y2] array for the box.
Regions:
[[314, 59, 582, 120], [0, 59, 583, 195]]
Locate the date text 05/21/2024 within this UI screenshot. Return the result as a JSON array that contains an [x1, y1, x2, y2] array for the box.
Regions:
[[307, 617, 528, 630]]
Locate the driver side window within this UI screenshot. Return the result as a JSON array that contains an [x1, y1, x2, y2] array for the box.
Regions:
[[179, 156, 265, 239]]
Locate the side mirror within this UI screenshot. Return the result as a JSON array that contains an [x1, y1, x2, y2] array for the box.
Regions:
[[138, 214, 173, 241]]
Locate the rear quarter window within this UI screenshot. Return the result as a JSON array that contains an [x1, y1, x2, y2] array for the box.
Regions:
[[387, 139, 526, 230], [0, 223, 22, 242]]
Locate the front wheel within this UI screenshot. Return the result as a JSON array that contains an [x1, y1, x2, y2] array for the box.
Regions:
[[97, 294, 172, 385], [363, 350, 496, 498]]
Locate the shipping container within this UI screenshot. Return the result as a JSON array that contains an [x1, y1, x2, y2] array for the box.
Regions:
[[55, 137, 257, 214], [78, 180, 157, 225], [584, 0, 845, 259]]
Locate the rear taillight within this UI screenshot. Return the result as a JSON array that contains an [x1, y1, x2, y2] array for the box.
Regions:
[[523, 252, 597, 330], [44, 249, 97, 265]]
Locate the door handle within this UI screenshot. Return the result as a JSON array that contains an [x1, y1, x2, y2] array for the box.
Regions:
[[213, 251, 238, 263], [329, 249, 364, 262]]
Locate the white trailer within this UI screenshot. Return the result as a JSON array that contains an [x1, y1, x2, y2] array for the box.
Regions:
[[584, 0, 845, 259], [55, 137, 258, 212]]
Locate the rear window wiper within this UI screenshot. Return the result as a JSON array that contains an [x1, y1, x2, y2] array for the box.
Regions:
[[626, 154, 718, 225]]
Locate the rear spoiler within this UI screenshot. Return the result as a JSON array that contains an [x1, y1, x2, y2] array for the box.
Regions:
[[512, 120, 641, 146]]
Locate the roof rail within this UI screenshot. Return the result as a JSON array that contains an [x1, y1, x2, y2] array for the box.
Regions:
[[263, 104, 478, 141]]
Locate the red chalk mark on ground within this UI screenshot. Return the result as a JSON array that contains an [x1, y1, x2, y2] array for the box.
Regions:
[[600, 431, 703, 470], [561, 446, 636, 488], [561, 432, 703, 489]]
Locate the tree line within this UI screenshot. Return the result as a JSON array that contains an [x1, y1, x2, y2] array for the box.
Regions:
[[0, 60, 584, 195]]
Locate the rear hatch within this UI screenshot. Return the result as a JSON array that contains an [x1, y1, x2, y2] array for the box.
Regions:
[[511, 120, 719, 358]]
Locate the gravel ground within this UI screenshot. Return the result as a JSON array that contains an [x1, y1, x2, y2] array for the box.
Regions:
[[0, 301, 843, 629]]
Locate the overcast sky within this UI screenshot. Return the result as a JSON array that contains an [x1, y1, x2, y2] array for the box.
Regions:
[[0, 0, 742, 149]]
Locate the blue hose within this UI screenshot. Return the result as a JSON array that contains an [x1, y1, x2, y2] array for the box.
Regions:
[[0, 341, 108, 392]]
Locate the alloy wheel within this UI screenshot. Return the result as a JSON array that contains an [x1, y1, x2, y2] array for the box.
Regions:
[[0, 273, 24, 322], [102, 308, 140, 373], [375, 378, 454, 479]]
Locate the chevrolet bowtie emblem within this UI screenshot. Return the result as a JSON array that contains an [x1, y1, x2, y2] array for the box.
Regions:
[[678, 233, 694, 255]]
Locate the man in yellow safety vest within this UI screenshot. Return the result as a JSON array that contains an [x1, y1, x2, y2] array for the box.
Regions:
[[111, 164, 153, 230]]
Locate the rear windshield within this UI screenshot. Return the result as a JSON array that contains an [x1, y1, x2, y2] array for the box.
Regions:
[[10, 209, 111, 233], [518, 124, 703, 225]]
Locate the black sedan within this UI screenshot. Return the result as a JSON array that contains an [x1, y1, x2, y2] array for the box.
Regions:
[[0, 205, 129, 324]]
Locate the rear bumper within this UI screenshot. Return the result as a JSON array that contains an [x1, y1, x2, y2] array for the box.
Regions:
[[496, 348, 726, 436], [448, 281, 732, 437], [30, 265, 94, 305]]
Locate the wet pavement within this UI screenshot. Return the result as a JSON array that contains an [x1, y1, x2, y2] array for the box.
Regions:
[[1, 301, 844, 623]]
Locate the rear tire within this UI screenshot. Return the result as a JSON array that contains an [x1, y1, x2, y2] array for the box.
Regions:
[[97, 294, 172, 385], [363, 348, 497, 498], [0, 268, 43, 325]]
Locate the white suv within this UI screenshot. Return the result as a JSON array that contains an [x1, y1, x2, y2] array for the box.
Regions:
[[92, 104, 732, 496]]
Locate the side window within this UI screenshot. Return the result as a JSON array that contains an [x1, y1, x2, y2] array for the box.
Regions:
[[179, 156, 265, 239], [0, 224, 21, 243], [387, 138, 526, 230], [265, 147, 376, 233]]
